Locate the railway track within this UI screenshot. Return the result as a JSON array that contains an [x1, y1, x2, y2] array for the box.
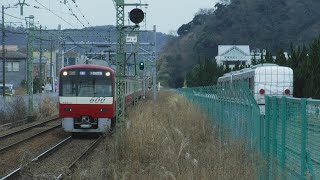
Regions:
[[0, 118, 59, 139], [0, 118, 61, 153], [1, 136, 103, 179]]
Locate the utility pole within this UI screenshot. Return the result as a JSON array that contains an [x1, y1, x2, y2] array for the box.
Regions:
[[50, 37, 53, 92], [2, 5, 6, 97], [39, 25, 43, 93], [153, 25, 157, 100], [1, 5, 17, 97], [26, 15, 35, 119], [14, 0, 29, 16]]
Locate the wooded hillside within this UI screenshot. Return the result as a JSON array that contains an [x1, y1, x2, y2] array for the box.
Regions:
[[158, 0, 320, 89]]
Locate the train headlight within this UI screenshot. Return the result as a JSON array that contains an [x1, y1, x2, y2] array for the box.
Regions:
[[63, 71, 68, 76], [106, 72, 111, 77]]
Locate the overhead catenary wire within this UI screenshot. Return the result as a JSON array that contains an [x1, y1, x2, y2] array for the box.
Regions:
[[32, 0, 77, 28], [0, 11, 25, 21], [70, 0, 91, 26], [65, 0, 86, 28]]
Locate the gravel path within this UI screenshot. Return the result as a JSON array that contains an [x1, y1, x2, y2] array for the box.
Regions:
[[18, 137, 98, 180], [0, 128, 69, 177]]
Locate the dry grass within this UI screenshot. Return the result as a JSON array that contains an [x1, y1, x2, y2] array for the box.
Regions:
[[36, 96, 58, 120], [0, 97, 27, 124], [0, 95, 58, 127], [15, 86, 27, 95], [78, 92, 262, 180]]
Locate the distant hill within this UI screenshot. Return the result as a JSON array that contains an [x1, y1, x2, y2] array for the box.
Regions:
[[158, 0, 320, 88], [1, 25, 172, 55]]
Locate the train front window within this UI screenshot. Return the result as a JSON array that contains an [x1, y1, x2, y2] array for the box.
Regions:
[[60, 76, 77, 97], [60, 69, 113, 97], [78, 75, 112, 97]]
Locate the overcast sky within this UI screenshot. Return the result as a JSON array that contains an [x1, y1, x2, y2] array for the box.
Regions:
[[1, 0, 218, 34]]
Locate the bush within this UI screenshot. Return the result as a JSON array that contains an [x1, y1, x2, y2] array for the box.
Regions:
[[37, 96, 58, 119], [3, 97, 27, 124]]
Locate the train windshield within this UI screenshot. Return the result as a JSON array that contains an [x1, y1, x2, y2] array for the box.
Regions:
[[60, 69, 113, 97], [78, 76, 112, 97]]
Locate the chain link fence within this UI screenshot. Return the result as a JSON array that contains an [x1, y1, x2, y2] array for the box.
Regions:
[[177, 82, 262, 151], [178, 82, 320, 180], [265, 96, 320, 179]]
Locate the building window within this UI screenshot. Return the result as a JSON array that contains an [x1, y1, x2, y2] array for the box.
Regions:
[[7, 62, 19, 71]]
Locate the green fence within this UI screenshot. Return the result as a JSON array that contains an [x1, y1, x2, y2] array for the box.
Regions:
[[178, 83, 320, 180], [177, 82, 262, 151], [265, 96, 320, 180]]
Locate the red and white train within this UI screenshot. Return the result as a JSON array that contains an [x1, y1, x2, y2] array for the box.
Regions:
[[59, 64, 143, 134]]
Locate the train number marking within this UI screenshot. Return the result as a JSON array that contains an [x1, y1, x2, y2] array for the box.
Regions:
[[89, 97, 106, 103]]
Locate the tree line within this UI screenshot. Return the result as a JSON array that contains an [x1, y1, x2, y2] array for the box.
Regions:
[[157, 0, 320, 92], [184, 36, 320, 99]]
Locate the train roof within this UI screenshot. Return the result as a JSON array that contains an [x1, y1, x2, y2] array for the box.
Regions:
[[220, 63, 291, 77], [60, 64, 114, 73]]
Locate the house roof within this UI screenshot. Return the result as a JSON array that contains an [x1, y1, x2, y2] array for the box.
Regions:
[[218, 45, 250, 56], [0, 51, 27, 59]]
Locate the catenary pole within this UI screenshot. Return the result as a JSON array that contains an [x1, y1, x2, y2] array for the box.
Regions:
[[2, 6, 6, 97], [153, 25, 157, 100], [26, 15, 35, 119]]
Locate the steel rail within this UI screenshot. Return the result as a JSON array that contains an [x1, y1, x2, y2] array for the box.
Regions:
[[0, 124, 61, 153], [0, 117, 60, 139], [55, 136, 104, 179], [0, 136, 72, 180]]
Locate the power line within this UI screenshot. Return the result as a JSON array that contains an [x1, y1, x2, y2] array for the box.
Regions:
[[70, 0, 91, 26], [65, 1, 86, 28], [0, 11, 25, 20], [32, 0, 77, 28]]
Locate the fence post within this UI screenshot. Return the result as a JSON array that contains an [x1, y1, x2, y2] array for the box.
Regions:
[[301, 98, 307, 179], [265, 96, 270, 180], [270, 96, 278, 179], [280, 96, 287, 177]]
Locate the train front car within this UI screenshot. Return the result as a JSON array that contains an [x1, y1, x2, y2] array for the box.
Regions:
[[59, 65, 115, 134]]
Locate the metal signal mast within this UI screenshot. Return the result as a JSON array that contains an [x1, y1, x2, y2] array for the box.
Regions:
[[113, 0, 146, 128], [114, 0, 126, 128], [26, 15, 35, 119]]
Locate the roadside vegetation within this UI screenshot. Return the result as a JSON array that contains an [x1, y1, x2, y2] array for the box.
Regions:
[[0, 95, 58, 126], [72, 92, 261, 179]]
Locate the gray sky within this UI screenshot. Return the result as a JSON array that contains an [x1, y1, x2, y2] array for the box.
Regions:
[[1, 0, 218, 34]]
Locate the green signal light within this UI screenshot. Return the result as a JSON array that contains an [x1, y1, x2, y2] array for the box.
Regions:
[[139, 62, 144, 70]]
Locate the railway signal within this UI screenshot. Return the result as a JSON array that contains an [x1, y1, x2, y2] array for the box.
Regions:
[[139, 61, 144, 70], [129, 8, 144, 24]]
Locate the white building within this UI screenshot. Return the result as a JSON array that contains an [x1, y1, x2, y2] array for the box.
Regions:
[[215, 45, 252, 68], [250, 48, 266, 61]]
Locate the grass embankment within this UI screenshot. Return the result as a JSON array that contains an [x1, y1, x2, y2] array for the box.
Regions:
[[82, 92, 259, 179]]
